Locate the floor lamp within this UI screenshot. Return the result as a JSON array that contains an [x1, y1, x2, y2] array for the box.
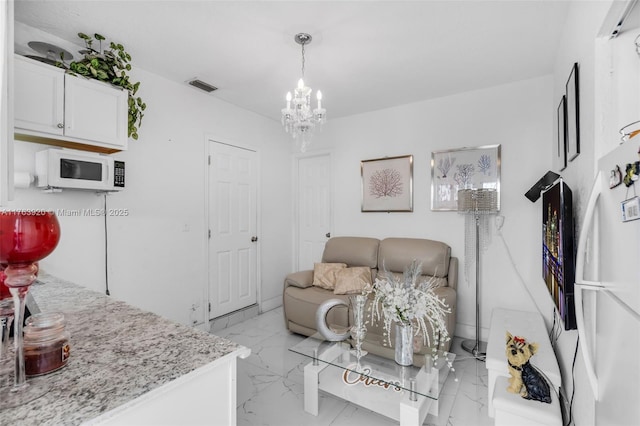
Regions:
[[458, 188, 498, 360]]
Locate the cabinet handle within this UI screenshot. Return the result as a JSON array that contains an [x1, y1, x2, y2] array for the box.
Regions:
[[57, 123, 64, 129], [326, 232, 331, 238]]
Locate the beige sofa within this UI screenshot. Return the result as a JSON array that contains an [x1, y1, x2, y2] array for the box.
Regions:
[[283, 236, 457, 365]]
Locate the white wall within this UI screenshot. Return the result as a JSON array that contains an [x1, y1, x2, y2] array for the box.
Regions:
[[9, 25, 292, 327], [549, 2, 616, 425], [307, 75, 555, 342]]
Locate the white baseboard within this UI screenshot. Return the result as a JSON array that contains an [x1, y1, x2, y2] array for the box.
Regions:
[[260, 295, 282, 313], [454, 323, 490, 342]]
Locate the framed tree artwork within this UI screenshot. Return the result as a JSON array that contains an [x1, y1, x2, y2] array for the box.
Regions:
[[431, 144, 501, 211], [361, 155, 413, 212], [565, 62, 580, 162]]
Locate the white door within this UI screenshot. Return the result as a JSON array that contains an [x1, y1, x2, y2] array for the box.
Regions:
[[296, 154, 332, 270], [208, 141, 258, 319]]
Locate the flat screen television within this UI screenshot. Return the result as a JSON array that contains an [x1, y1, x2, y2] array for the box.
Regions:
[[542, 179, 577, 330]]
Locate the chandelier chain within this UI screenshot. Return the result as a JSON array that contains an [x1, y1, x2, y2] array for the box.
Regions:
[[301, 41, 306, 78]]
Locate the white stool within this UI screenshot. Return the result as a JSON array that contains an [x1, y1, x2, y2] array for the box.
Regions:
[[493, 376, 562, 426], [485, 308, 561, 418]]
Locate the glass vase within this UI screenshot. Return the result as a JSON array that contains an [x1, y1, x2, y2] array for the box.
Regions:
[[349, 294, 368, 359], [0, 211, 61, 409], [395, 322, 413, 366]]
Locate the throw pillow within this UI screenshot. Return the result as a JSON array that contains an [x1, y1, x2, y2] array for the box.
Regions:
[[334, 266, 372, 295], [313, 263, 347, 290]]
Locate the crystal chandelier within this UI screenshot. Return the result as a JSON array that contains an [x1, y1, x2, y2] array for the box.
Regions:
[[281, 33, 326, 152]]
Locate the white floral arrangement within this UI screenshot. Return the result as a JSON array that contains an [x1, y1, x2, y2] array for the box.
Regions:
[[367, 260, 451, 357]]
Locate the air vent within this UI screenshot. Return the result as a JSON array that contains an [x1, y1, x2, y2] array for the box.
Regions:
[[187, 79, 218, 93]]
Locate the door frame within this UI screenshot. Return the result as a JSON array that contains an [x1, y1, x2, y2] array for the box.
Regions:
[[204, 134, 262, 319], [292, 150, 333, 271]]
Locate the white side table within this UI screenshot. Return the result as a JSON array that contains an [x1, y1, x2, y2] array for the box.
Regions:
[[485, 308, 561, 418]]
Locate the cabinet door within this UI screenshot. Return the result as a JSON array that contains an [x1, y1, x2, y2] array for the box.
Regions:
[[64, 75, 128, 148], [14, 55, 65, 136]]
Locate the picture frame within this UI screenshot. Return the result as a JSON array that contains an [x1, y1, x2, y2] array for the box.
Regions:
[[361, 155, 413, 212], [557, 95, 567, 171], [565, 62, 580, 162], [431, 144, 501, 211]]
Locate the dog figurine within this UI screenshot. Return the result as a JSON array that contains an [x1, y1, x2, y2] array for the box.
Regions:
[[505, 332, 551, 404]]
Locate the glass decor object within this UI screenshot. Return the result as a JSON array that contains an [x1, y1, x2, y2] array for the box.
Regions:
[[24, 312, 70, 376], [349, 294, 368, 359], [0, 211, 60, 409], [281, 33, 326, 153], [395, 322, 413, 366], [0, 265, 14, 387]]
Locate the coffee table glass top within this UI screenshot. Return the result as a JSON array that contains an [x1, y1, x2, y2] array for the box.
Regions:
[[289, 333, 455, 400]]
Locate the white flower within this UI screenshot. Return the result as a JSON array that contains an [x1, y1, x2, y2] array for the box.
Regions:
[[368, 260, 451, 359]]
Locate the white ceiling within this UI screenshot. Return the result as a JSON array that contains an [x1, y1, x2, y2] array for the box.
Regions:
[[14, 1, 571, 122]]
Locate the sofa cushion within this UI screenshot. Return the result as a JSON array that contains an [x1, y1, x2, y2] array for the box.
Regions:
[[334, 266, 372, 295], [322, 237, 380, 268], [285, 270, 314, 289], [378, 238, 451, 278], [313, 262, 347, 290]]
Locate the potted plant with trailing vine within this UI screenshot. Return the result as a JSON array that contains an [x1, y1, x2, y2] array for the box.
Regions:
[[65, 32, 146, 140]]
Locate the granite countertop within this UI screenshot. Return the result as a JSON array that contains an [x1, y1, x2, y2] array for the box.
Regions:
[[0, 272, 245, 425]]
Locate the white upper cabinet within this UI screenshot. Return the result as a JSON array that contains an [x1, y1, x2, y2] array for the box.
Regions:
[[64, 73, 128, 147], [14, 54, 64, 136], [14, 55, 128, 152]]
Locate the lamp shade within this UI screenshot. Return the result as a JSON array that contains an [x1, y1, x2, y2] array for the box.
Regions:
[[457, 188, 498, 214]]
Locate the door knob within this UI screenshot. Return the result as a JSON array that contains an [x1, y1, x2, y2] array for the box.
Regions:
[[251, 236, 258, 242], [57, 123, 64, 129], [326, 232, 331, 238]]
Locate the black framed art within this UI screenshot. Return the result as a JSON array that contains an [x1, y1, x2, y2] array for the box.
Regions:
[[557, 95, 567, 171], [565, 63, 580, 162]]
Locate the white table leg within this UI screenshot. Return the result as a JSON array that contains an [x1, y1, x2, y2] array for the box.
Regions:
[[304, 362, 320, 416], [399, 396, 421, 426]]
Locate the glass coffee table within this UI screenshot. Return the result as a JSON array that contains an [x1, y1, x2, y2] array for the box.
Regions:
[[289, 334, 455, 425]]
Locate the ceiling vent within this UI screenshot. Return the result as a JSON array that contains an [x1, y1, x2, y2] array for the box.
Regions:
[[187, 78, 218, 93]]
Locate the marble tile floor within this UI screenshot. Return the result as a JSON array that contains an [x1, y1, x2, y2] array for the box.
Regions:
[[213, 307, 493, 426]]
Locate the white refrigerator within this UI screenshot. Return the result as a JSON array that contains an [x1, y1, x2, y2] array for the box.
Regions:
[[575, 140, 640, 424]]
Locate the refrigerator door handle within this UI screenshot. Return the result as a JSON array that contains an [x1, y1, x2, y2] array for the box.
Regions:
[[574, 171, 603, 401]]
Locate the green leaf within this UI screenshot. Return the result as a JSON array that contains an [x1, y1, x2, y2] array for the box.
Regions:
[[71, 31, 145, 140]]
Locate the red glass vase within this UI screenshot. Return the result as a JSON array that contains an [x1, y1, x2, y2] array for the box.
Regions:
[[0, 212, 60, 266], [0, 211, 60, 407]]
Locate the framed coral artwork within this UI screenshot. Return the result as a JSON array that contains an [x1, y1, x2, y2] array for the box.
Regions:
[[431, 144, 501, 211], [361, 155, 413, 212]]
